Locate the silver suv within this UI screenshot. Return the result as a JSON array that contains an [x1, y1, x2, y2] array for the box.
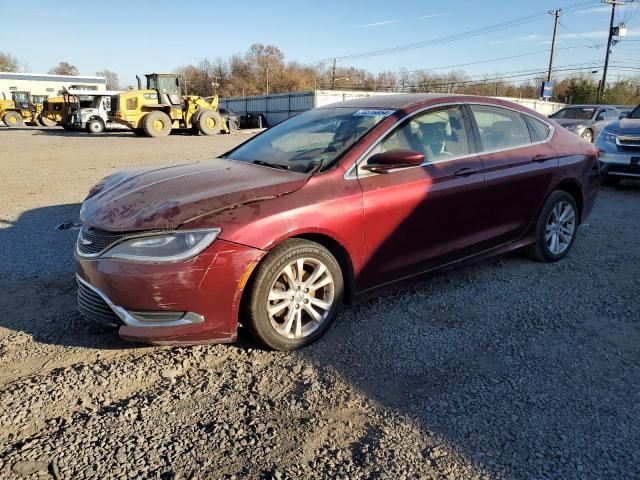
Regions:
[[595, 105, 640, 186]]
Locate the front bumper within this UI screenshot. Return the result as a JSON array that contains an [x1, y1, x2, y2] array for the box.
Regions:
[[75, 239, 265, 345], [599, 152, 640, 179]]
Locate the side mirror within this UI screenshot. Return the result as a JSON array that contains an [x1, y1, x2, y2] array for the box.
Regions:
[[619, 113, 630, 120], [362, 149, 425, 174]]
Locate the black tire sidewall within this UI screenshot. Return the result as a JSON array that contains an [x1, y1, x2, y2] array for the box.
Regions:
[[534, 191, 578, 262], [247, 239, 344, 351], [601, 175, 621, 187]]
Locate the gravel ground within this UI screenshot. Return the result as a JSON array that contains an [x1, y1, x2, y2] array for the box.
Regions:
[[0, 127, 639, 479]]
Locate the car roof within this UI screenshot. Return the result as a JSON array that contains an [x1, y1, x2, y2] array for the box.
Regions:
[[317, 93, 483, 110]]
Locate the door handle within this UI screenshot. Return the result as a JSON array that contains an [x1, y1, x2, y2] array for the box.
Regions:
[[532, 154, 554, 163], [454, 167, 480, 177]]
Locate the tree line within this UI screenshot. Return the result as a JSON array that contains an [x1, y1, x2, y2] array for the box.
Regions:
[[2, 46, 639, 105]]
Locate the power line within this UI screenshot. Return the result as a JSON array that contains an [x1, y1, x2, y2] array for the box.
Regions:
[[327, 0, 602, 63]]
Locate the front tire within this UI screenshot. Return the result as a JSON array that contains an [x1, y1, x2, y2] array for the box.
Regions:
[[3, 111, 24, 127], [196, 109, 222, 135], [581, 129, 593, 143], [245, 239, 344, 351], [143, 111, 172, 137], [528, 191, 578, 262], [87, 118, 105, 134]]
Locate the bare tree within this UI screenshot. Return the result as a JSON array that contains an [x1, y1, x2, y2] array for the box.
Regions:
[[96, 70, 120, 90], [48, 62, 79, 76], [0, 52, 19, 72]]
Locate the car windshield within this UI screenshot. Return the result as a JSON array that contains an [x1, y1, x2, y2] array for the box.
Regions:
[[550, 107, 596, 120], [224, 107, 395, 173], [630, 105, 640, 119]]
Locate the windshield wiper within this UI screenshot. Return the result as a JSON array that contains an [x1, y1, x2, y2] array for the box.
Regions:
[[253, 160, 289, 171], [307, 158, 326, 174]]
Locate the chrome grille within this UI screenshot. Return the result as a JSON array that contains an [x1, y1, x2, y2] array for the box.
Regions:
[[77, 226, 127, 256], [617, 136, 640, 153], [77, 279, 122, 328]]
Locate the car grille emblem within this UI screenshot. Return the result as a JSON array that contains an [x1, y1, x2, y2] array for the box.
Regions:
[[81, 238, 93, 246]]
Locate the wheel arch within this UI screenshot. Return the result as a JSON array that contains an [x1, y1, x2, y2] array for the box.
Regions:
[[239, 231, 356, 312], [554, 180, 584, 223], [292, 232, 356, 302]]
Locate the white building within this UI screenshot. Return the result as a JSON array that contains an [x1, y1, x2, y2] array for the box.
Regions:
[[0, 72, 106, 99]]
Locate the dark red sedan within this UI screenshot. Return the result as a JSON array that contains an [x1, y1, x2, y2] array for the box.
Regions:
[[75, 94, 600, 350]]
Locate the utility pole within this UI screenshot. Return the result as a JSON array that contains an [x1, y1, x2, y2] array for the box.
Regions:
[[331, 58, 337, 89], [265, 65, 270, 95], [547, 9, 562, 82], [598, 0, 623, 102]]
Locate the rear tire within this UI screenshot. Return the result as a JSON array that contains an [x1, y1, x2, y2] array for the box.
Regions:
[[143, 111, 172, 137], [601, 175, 621, 187], [527, 191, 578, 263], [3, 111, 23, 127], [196, 109, 222, 135], [245, 239, 344, 351], [87, 118, 105, 134]]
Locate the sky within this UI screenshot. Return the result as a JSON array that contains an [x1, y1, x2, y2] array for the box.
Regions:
[[1, 0, 638, 86]]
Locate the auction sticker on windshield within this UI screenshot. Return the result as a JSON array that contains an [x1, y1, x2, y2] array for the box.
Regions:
[[353, 109, 395, 118]]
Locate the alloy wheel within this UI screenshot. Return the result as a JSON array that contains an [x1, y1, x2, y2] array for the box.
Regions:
[[267, 258, 335, 339], [545, 201, 576, 255]]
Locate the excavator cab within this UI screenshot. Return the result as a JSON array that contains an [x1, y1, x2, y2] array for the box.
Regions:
[[146, 73, 183, 107], [12, 91, 32, 110]]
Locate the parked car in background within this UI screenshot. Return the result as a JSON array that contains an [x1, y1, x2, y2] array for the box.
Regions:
[[75, 94, 599, 351], [596, 104, 640, 186], [204, 97, 241, 133], [218, 107, 240, 132], [549, 105, 620, 142], [614, 105, 635, 119]]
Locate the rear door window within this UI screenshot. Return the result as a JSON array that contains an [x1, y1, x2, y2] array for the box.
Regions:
[[470, 105, 532, 152]]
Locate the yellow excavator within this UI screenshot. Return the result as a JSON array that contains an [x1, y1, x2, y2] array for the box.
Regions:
[[114, 73, 227, 137], [0, 91, 50, 127]]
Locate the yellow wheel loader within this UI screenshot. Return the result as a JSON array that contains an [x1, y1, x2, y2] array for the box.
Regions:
[[114, 73, 228, 137], [0, 91, 47, 127]]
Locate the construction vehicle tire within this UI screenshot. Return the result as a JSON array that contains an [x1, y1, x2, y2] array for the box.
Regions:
[[197, 109, 222, 135], [143, 111, 172, 137], [39, 116, 56, 127], [3, 111, 24, 127]]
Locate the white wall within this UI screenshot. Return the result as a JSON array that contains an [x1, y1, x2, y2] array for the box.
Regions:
[[219, 90, 565, 125], [0, 72, 106, 100]]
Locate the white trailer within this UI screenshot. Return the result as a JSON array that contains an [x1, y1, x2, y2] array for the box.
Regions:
[[219, 90, 565, 126]]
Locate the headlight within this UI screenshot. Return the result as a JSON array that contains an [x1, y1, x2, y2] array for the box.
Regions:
[[600, 131, 617, 144], [566, 124, 583, 131], [101, 228, 221, 263]]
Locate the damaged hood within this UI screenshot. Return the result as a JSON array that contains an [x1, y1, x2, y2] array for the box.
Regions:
[[80, 158, 310, 232]]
